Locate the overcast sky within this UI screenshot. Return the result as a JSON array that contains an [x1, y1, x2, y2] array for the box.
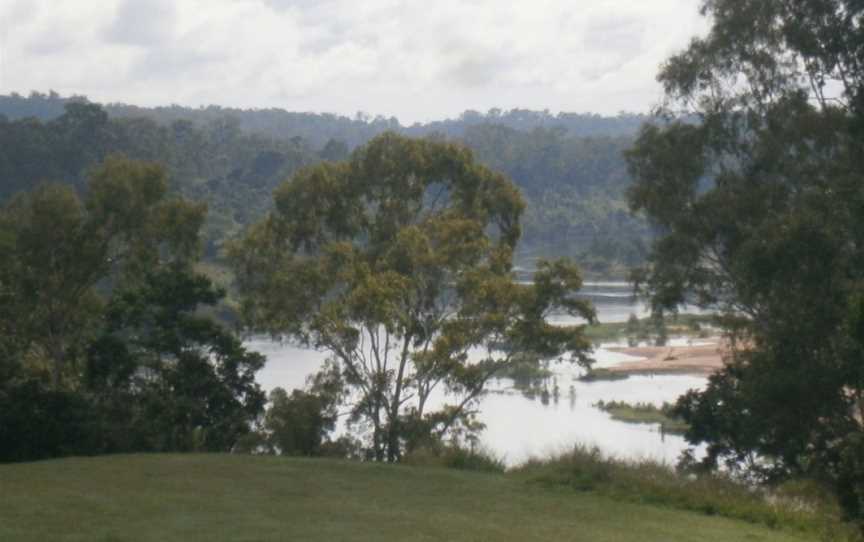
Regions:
[[0, 0, 708, 124]]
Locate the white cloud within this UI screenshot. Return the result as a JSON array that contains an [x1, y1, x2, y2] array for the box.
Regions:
[[104, 0, 178, 46], [0, 0, 709, 123]]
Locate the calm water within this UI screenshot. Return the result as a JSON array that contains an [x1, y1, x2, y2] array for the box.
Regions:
[[578, 281, 649, 323], [248, 282, 707, 466]]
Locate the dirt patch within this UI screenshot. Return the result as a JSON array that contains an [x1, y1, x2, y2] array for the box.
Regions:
[[605, 340, 728, 376]]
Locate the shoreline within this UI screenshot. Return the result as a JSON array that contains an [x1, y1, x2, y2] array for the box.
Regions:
[[603, 339, 728, 376]]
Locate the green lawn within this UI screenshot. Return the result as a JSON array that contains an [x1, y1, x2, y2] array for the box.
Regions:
[[0, 454, 817, 542]]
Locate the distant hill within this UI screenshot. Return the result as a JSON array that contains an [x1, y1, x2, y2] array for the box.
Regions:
[[0, 92, 657, 274], [0, 91, 650, 148]]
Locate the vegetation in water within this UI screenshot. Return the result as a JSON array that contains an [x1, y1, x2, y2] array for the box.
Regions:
[[583, 313, 716, 345], [593, 400, 689, 435], [578, 368, 630, 382]]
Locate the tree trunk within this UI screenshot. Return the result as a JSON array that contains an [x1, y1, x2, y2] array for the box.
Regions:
[[386, 341, 411, 462], [386, 415, 400, 462], [371, 408, 384, 462], [50, 343, 65, 390]]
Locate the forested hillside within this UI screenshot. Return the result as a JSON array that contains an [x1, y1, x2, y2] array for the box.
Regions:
[[0, 99, 322, 257], [0, 92, 652, 273], [0, 92, 650, 143]]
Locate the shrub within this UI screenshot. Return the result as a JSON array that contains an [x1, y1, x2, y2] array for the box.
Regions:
[[403, 445, 506, 474], [512, 445, 861, 540]]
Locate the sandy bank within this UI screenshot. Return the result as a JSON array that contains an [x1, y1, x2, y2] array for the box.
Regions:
[[605, 340, 728, 376]]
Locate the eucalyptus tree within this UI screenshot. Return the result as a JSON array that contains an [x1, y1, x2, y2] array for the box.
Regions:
[[232, 133, 594, 461], [626, 0, 864, 521], [0, 156, 204, 390]]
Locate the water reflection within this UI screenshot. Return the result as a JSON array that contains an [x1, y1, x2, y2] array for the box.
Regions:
[[477, 358, 705, 466], [578, 281, 647, 323], [249, 338, 706, 467], [246, 282, 708, 467]]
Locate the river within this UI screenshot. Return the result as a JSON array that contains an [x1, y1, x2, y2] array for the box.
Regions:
[[248, 282, 707, 466]]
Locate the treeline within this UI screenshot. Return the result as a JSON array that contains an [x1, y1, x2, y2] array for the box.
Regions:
[[0, 92, 653, 273], [0, 91, 650, 146], [0, 100, 325, 257], [0, 158, 266, 461], [461, 125, 651, 271]]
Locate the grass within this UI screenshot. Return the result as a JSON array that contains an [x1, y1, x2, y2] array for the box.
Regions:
[[513, 446, 861, 542], [594, 400, 690, 435], [584, 313, 717, 344], [402, 445, 507, 474], [0, 453, 830, 542], [578, 367, 630, 382]]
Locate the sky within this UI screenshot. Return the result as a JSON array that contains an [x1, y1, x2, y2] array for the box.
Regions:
[[0, 0, 708, 124]]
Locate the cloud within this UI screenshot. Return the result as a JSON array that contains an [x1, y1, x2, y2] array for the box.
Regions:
[[0, 0, 710, 123], [582, 15, 646, 56], [104, 0, 178, 47], [439, 41, 527, 89], [0, 0, 35, 25]]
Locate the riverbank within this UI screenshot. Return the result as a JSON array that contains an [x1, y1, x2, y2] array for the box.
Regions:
[[603, 339, 728, 376]]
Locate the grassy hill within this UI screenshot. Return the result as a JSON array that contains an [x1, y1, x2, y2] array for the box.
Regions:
[[0, 454, 819, 542]]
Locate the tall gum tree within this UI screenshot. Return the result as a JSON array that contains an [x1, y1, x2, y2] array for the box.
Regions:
[[626, 0, 864, 523], [232, 133, 594, 461]]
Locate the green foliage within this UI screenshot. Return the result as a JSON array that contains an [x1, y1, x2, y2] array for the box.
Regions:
[[0, 157, 202, 389], [0, 157, 265, 460], [402, 445, 506, 474], [593, 400, 689, 435], [258, 363, 346, 457], [232, 133, 594, 462], [0, 383, 99, 462], [462, 125, 652, 272], [515, 446, 858, 539], [262, 388, 333, 456], [0, 102, 321, 255], [578, 368, 629, 382], [0, 95, 656, 272], [92, 267, 266, 453], [493, 352, 553, 390], [583, 313, 714, 344], [626, 0, 864, 526]]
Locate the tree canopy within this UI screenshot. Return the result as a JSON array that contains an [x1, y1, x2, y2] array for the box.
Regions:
[[0, 157, 265, 461], [0, 96, 654, 273], [232, 133, 594, 461], [626, 0, 864, 523]]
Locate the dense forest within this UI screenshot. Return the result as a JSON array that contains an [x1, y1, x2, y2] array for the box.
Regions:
[[0, 92, 652, 274]]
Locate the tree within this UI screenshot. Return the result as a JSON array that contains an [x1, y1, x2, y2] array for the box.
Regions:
[[231, 133, 594, 461], [626, 0, 864, 523], [262, 387, 337, 457], [0, 156, 266, 460], [0, 156, 203, 390], [89, 267, 266, 453]]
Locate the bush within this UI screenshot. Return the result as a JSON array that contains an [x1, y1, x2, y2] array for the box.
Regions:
[[0, 381, 100, 462], [512, 445, 860, 540], [403, 445, 506, 474]]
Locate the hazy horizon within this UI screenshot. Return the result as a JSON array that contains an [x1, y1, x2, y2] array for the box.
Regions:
[[0, 0, 709, 124]]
